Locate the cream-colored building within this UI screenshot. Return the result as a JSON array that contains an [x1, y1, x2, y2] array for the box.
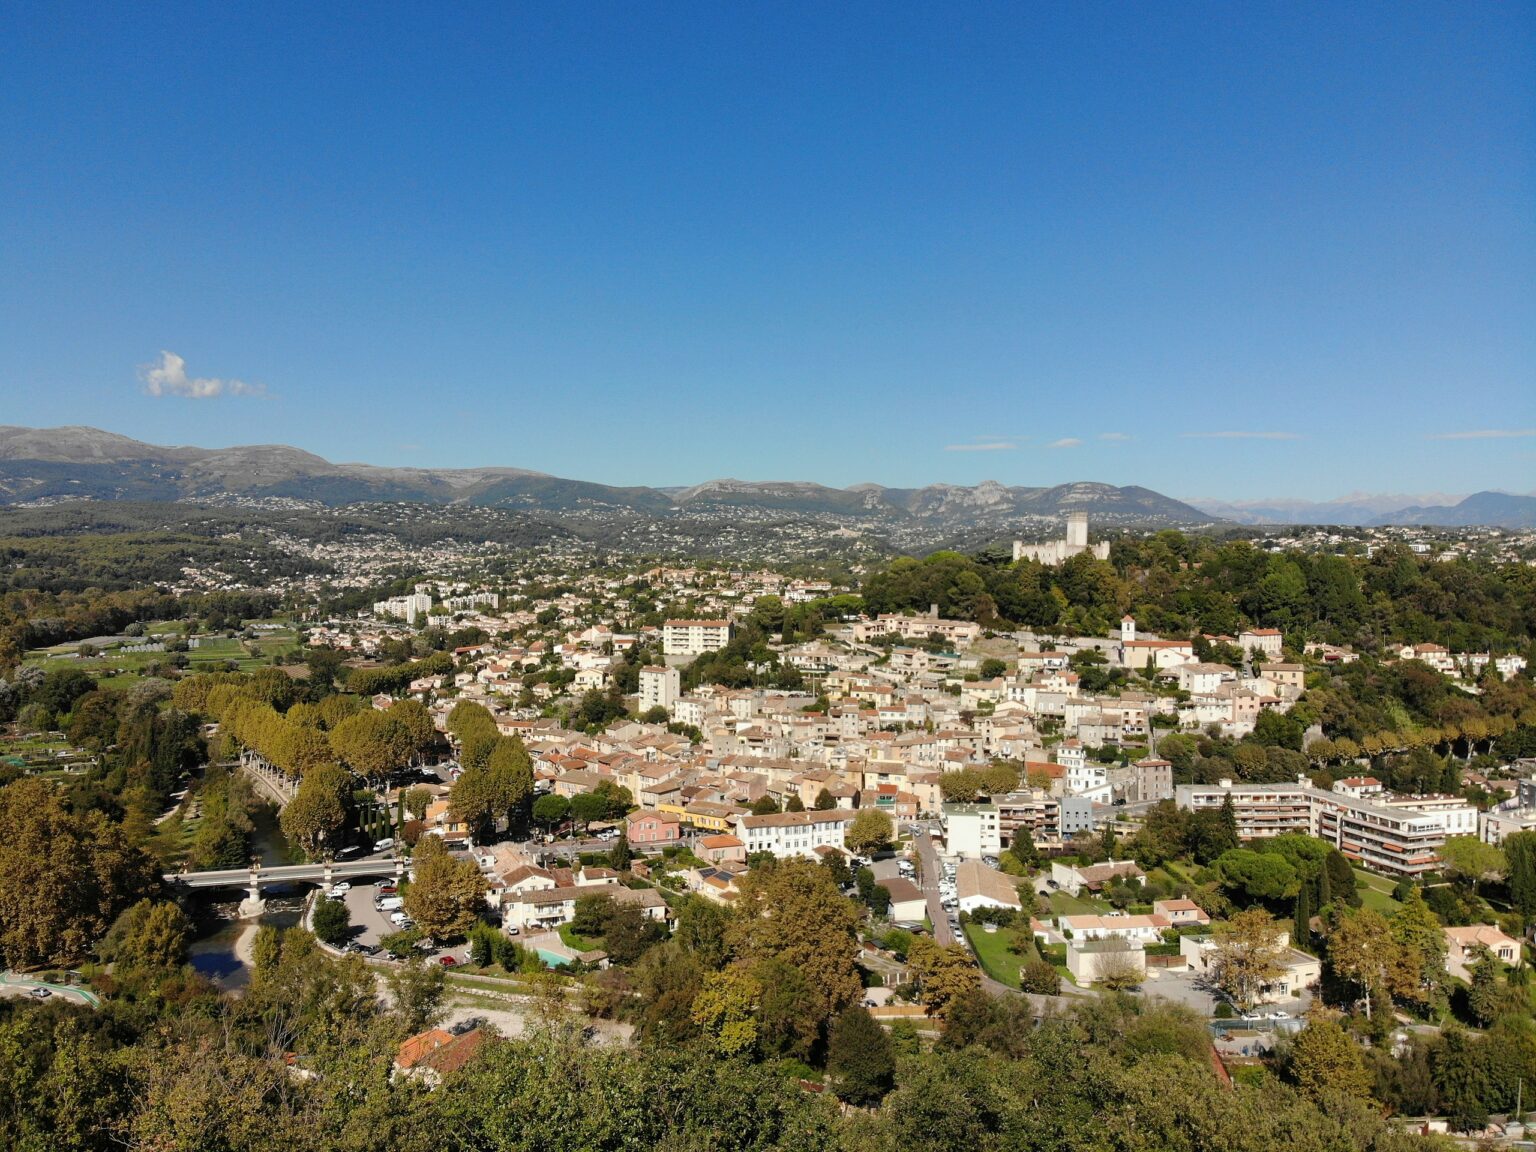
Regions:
[[638, 665, 680, 712], [663, 619, 733, 657]]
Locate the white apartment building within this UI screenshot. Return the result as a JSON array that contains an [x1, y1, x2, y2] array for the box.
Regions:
[[663, 619, 733, 657], [637, 665, 681, 713], [1175, 777, 1478, 877], [942, 802, 1002, 858], [734, 810, 854, 859], [373, 592, 433, 624]]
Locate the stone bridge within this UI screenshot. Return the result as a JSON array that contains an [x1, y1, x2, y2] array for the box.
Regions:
[[166, 856, 404, 919]]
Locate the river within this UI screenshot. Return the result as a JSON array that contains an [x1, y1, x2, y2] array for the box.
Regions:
[[186, 801, 307, 991]]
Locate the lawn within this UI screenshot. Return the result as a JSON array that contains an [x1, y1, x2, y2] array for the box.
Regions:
[[963, 922, 1032, 989], [1351, 867, 1404, 914], [557, 925, 604, 952], [1049, 890, 1107, 916]]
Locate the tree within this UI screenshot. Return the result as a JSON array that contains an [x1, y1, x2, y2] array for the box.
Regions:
[[569, 791, 609, 832], [827, 1005, 895, 1105], [1388, 889, 1447, 1012], [1288, 1010, 1372, 1102], [532, 793, 570, 832], [1439, 836, 1505, 888], [311, 895, 351, 946], [1209, 907, 1285, 1011], [1325, 906, 1395, 1017], [1095, 939, 1145, 991], [1293, 881, 1313, 953], [486, 735, 535, 822], [1323, 848, 1360, 907], [1020, 959, 1061, 995], [691, 967, 761, 1057], [785, 794, 805, 813], [1215, 848, 1299, 903], [726, 859, 863, 1029], [99, 898, 191, 974], [1467, 947, 1510, 1027], [1435, 1026, 1491, 1133], [449, 761, 512, 841], [327, 709, 403, 781], [1503, 831, 1536, 929], [385, 958, 447, 1033], [279, 763, 350, 856], [813, 788, 836, 811], [402, 836, 486, 939], [608, 827, 633, 871], [846, 809, 894, 857], [0, 779, 160, 968], [402, 785, 434, 821], [749, 796, 780, 816], [907, 936, 981, 1021]]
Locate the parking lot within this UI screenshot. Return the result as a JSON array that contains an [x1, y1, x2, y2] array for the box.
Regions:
[[328, 881, 466, 965]]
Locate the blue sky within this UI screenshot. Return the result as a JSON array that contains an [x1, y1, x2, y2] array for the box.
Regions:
[[1, 3, 1532, 500]]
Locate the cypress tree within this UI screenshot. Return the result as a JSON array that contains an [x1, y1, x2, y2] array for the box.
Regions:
[[1294, 882, 1313, 953]]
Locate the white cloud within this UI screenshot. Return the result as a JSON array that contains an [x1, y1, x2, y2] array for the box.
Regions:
[[1047, 437, 1082, 449], [1179, 430, 1300, 440], [1425, 429, 1536, 440], [1099, 432, 1132, 442], [139, 351, 263, 398], [944, 441, 1018, 452]]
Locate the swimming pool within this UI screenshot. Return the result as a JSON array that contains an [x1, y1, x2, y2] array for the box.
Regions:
[[535, 948, 571, 968]]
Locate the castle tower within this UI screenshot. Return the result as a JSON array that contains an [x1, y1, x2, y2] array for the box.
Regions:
[[1065, 511, 1088, 550]]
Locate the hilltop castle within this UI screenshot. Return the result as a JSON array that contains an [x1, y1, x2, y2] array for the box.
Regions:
[[1012, 511, 1110, 565]]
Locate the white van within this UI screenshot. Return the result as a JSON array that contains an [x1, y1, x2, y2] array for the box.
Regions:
[[377, 896, 404, 913]]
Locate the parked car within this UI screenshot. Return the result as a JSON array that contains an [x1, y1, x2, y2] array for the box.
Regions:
[[438, 955, 458, 966], [29, 987, 51, 999], [398, 918, 416, 931], [505, 925, 520, 936], [357, 943, 380, 956], [376, 884, 397, 896], [373, 838, 395, 852], [330, 881, 352, 893], [389, 910, 410, 924], [373, 878, 394, 888], [450, 1016, 486, 1035]]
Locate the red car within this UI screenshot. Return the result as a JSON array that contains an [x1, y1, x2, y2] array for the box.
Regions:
[[438, 955, 458, 966]]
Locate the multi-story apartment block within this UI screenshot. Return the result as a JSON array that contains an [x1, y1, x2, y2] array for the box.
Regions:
[[637, 665, 680, 713], [373, 592, 433, 624], [943, 802, 1002, 858], [1175, 777, 1478, 877], [663, 619, 733, 657], [1175, 780, 1314, 840], [1132, 757, 1173, 803]]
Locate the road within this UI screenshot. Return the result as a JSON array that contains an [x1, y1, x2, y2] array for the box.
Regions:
[[0, 971, 100, 1008], [170, 853, 404, 889], [912, 830, 955, 945]]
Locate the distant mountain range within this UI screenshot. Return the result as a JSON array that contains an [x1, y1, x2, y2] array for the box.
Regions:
[[1, 426, 1529, 535], [1188, 490, 1536, 530], [0, 426, 1212, 530]]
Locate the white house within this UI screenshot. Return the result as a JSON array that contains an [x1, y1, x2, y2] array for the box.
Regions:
[[954, 861, 1023, 914], [733, 810, 854, 859]]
